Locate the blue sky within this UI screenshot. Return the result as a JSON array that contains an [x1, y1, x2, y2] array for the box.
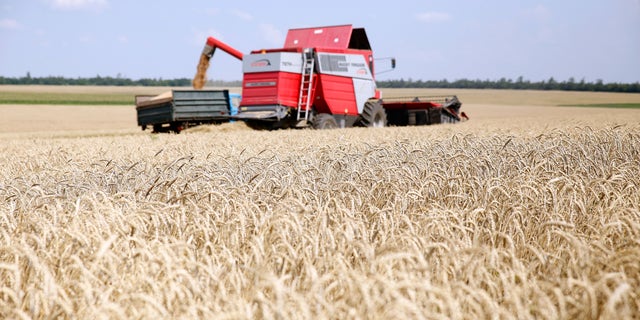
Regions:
[[1, 0, 639, 82]]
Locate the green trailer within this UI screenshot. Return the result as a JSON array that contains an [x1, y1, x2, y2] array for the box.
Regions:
[[135, 89, 234, 133]]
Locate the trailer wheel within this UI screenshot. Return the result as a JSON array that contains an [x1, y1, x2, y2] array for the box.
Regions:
[[170, 122, 184, 134], [312, 113, 338, 129], [359, 100, 386, 127]]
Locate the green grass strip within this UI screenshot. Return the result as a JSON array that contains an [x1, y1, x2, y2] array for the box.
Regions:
[[559, 103, 640, 109], [0, 99, 133, 105], [0, 92, 134, 105]]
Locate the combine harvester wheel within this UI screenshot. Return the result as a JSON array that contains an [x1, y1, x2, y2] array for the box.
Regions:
[[312, 114, 339, 129], [358, 100, 387, 127]]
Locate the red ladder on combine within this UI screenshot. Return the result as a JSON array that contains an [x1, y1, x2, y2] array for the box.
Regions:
[[296, 48, 315, 122]]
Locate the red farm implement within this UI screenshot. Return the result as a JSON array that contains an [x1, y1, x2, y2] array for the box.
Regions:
[[197, 24, 467, 129]]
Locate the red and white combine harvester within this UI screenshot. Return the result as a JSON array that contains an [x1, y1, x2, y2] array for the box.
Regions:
[[199, 24, 467, 130]]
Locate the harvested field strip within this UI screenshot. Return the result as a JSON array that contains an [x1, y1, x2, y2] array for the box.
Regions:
[[559, 103, 640, 109]]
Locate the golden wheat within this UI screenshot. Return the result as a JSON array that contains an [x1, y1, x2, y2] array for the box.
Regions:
[[1, 118, 639, 319]]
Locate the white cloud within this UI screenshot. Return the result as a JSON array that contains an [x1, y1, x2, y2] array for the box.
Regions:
[[231, 9, 253, 21], [528, 4, 551, 20], [259, 23, 284, 47], [205, 8, 220, 16], [0, 18, 19, 29], [117, 35, 128, 43], [49, 0, 108, 10], [416, 11, 451, 23]]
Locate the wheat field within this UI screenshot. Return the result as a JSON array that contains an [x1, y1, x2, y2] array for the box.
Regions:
[[1, 88, 640, 319]]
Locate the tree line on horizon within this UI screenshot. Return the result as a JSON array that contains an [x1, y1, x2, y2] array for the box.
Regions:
[[1, 74, 639, 93], [377, 77, 640, 93]]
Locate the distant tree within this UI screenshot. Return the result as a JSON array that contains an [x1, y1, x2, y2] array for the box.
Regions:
[[544, 77, 556, 90]]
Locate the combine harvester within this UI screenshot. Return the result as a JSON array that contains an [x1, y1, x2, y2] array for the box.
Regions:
[[196, 24, 467, 130]]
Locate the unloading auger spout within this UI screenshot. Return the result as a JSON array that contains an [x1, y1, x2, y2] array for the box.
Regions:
[[192, 37, 244, 89]]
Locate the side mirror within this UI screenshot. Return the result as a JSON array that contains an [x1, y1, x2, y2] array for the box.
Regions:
[[373, 57, 396, 75]]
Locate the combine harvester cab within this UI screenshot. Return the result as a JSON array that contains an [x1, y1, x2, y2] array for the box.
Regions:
[[198, 24, 467, 130], [234, 24, 379, 129]]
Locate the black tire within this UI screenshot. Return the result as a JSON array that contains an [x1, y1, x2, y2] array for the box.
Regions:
[[170, 122, 184, 134], [359, 100, 386, 127], [312, 113, 338, 129]]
